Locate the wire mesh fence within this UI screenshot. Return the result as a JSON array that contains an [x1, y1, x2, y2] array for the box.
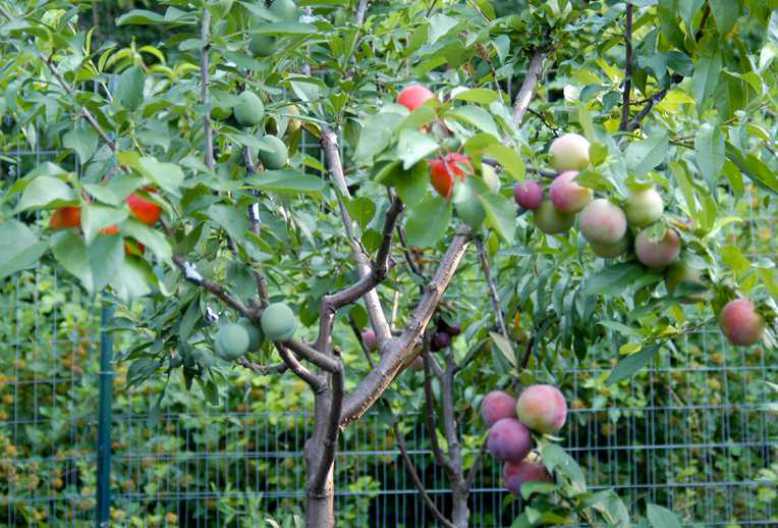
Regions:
[[1, 144, 776, 527]]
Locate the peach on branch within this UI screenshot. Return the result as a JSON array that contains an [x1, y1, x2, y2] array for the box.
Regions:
[[635, 228, 681, 269], [480, 390, 517, 427], [516, 384, 567, 434], [486, 418, 532, 463], [549, 133, 590, 172], [719, 298, 764, 346], [580, 199, 627, 245], [549, 171, 592, 214]]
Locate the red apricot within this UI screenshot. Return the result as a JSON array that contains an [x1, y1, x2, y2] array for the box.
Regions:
[[100, 225, 119, 235], [481, 390, 517, 427], [549, 133, 590, 172], [397, 85, 435, 111], [127, 192, 161, 225], [579, 199, 627, 245], [549, 171, 592, 214], [719, 298, 764, 346], [486, 418, 532, 463], [428, 153, 472, 199], [516, 384, 567, 434], [513, 181, 543, 210], [635, 228, 681, 269], [49, 206, 82, 230], [503, 457, 552, 495]]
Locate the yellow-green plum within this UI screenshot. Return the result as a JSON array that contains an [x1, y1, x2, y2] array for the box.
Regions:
[[516, 384, 567, 434], [549, 133, 590, 172], [549, 171, 592, 214], [624, 187, 664, 227]]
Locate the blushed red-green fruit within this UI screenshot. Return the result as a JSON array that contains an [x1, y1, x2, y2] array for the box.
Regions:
[[549, 133, 590, 172], [533, 200, 575, 234], [481, 391, 517, 427], [590, 237, 628, 258], [719, 298, 764, 346], [260, 302, 298, 341], [549, 171, 592, 214], [635, 228, 681, 269], [625, 186, 664, 227], [579, 199, 627, 245], [428, 153, 472, 199], [361, 329, 377, 351], [503, 457, 552, 495], [514, 180, 543, 210], [665, 261, 707, 303], [49, 206, 81, 230], [215, 323, 251, 361], [127, 193, 161, 225], [239, 317, 263, 352], [487, 418, 532, 463], [516, 384, 567, 434], [234, 91, 265, 127], [397, 84, 435, 111]]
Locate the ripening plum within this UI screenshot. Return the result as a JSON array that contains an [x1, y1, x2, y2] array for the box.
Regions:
[[397, 84, 435, 111], [361, 329, 378, 351], [579, 199, 627, 245], [719, 298, 764, 346], [624, 187, 664, 227], [635, 228, 681, 269], [503, 457, 552, 495], [549, 171, 592, 214], [514, 181, 543, 210], [549, 133, 590, 172], [480, 391, 517, 427], [533, 200, 575, 235], [516, 384, 567, 434], [487, 418, 533, 463]]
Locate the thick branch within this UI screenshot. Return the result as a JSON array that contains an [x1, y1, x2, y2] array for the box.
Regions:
[[311, 361, 344, 493], [355, 0, 369, 25], [201, 8, 214, 169], [440, 353, 463, 478], [339, 229, 470, 425], [172, 255, 256, 320], [276, 343, 324, 391], [512, 51, 545, 126], [475, 238, 509, 340], [620, 3, 633, 131], [320, 126, 392, 344], [284, 339, 341, 373]]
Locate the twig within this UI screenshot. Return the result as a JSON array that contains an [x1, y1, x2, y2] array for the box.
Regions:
[[201, 8, 214, 169], [475, 238, 509, 340], [423, 354, 455, 475], [284, 339, 341, 373], [276, 343, 323, 391], [627, 87, 669, 131], [525, 108, 560, 136], [237, 357, 287, 375], [355, 0, 369, 25], [512, 51, 545, 126], [172, 255, 256, 320], [620, 3, 633, 132]]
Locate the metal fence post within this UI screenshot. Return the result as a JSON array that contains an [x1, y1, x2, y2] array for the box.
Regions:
[[96, 302, 114, 527]]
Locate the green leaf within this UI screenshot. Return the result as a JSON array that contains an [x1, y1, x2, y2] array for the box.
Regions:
[[355, 112, 404, 162], [477, 188, 516, 243], [606, 345, 660, 385], [489, 331, 516, 368], [122, 220, 173, 263], [540, 444, 586, 494], [692, 52, 722, 109], [137, 157, 184, 196], [404, 194, 451, 247], [709, 0, 740, 35], [51, 230, 93, 293], [483, 143, 525, 181], [344, 197, 376, 230], [81, 205, 128, 244], [520, 482, 556, 500], [625, 129, 669, 176], [583, 262, 662, 297], [446, 105, 500, 138], [115, 66, 145, 111], [393, 162, 429, 208], [116, 9, 165, 26], [250, 22, 317, 35], [0, 221, 48, 280], [694, 123, 725, 187], [647, 504, 683, 528], [15, 176, 76, 211], [207, 204, 251, 243], [725, 144, 778, 193], [396, 129, 439, 170], [248, 169, 324, 194], [111, 257, 154, 301], [126, 357, 162, 388], [452, 88, 499, 104], [88, 233, 125, 292], [63, 125, 99, 163]]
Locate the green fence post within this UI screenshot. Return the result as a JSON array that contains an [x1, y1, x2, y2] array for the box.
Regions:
[[96, 303, 114, 527]]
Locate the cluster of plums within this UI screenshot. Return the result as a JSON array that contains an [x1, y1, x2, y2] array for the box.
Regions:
[[480, 385, 567, 495], [212, 302, 299, 362], [513, 132, 765, 347]]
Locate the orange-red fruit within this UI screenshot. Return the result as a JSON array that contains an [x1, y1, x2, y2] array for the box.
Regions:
[[124, 239, 145, 256], [481, 391, 518, 427], [503, 458, 552, 495], [635, 228, 681, 269], [428, 153, 472, 199], [486, 418, 532, 463], [49, 206, 82, 230], [101, 225, 120, 235], [516, 384, 567, 434], [127, 193, 161, 225], [397, 85, 434, 111], [719, 298, 764, 347]]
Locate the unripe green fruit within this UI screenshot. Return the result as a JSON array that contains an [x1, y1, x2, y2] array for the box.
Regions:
[[452, 183, 485, 229], [258, 135, 288, 169], [624, 187, 664, 227], [270, 0, 298, 21], [215, 323, 251, 361], [249, 34, 275, 57], [261, 302, 298, 341], [238, 317, 264, 351], [533, 200, 575, 235], [234, 91, 265, 127]]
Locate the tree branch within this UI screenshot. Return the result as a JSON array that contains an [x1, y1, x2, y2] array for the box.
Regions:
[[276, 343, 324, 391], [465, 440, 488, 489], [355, 0, 369, 25], [620, 2, 633, 132], [172, 255, 257, 320], [512, 51, 545, 127], [201, 7, 214, 170], [311, 359, 344, 493], [284, 339, 341, 373], [423, 354, 455, 474], [237, 357, 287, 375], [440, 352, 463, 478], [475, 238, 509, 340], [340, 228, 471, 426], [320, 126, 392, 345]]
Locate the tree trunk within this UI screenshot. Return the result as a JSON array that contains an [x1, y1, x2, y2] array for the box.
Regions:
[[304, 391, 336, 527], [450, 480, 470, 528], [305, 461, 335, 528]]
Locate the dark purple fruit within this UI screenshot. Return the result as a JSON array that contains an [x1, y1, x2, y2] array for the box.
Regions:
[[431, 331, 451, 351]]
